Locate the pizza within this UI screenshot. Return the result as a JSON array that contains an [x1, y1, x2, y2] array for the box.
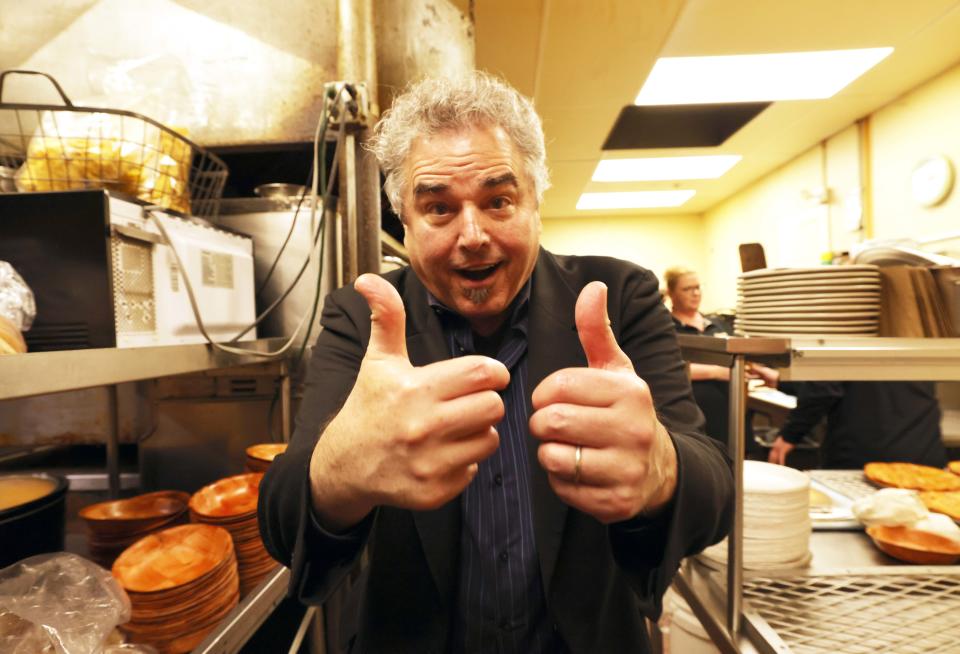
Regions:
[[863, 462, 960, 492], [948, 461, 960, 477], [918, 491, 960, 521]]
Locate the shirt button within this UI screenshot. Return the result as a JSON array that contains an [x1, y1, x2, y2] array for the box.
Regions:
[[499, 618, 510, 630], [499, 551, 509, 563], [494, 473, 503, 486]]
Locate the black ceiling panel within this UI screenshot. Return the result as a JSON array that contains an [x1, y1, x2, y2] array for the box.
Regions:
[[602, 102, 770, 149]]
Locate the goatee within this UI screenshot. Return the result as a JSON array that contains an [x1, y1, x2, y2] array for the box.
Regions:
[[464, 287, 490, 304]]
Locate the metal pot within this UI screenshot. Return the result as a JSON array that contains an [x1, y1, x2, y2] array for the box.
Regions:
[[0, 472, 68, 567]]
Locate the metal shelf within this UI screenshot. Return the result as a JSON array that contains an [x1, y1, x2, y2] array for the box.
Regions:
[[1, 338, 294, 654], [675, 334, 960, 653], [676, 335, 960, 380], [0, 338, 289, 401], [193, 566, 291, 654]]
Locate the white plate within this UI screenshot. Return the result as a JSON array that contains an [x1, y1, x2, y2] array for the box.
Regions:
[[738, 299, 880, 310], [737, 311, 879, 320], [735, 327, 879, 336], [736, 319, 878, 328], [739, 273, 880, 287], [739, 276, 881, 290], [741, 265, 879, 280], [738, 285, 881, 298]]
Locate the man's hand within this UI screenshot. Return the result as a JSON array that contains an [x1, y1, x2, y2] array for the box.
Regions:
[[529, 282, 678, 524], [767, 436, 795, 466], [309, 274, 509, 531]]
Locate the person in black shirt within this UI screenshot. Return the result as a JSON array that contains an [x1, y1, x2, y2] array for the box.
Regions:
[[665, 267, 777, 444], [258, 73, 733, 654], [768, 381, 946, 469]]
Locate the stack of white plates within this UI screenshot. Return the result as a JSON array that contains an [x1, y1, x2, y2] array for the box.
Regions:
[[735, 265, 881, 337], [699, 461, 812, 571]]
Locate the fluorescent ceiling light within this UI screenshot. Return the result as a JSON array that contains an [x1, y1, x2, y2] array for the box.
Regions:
[[577, 190, 695, 210], [635, 48, 893, 105], [592, 155, 741, 182]]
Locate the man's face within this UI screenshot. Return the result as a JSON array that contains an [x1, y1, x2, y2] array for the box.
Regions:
[[400, 124, 542, 336], [673, 274, 702, 313]]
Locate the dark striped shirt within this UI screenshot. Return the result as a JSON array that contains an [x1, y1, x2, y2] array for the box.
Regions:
[[429, 283, 559, 653]]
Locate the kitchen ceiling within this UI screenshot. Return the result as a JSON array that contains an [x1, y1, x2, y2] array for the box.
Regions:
[[469, 0, 960, 218]]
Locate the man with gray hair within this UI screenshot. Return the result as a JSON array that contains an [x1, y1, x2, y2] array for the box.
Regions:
[[259, 71, 732, 653]]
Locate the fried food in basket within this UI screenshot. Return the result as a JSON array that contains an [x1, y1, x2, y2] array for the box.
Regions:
[[918, 491, 960, 521], [864, 462, 960, 492], [0, 315, 27, 355], [949, 461, 960, 477], [15, 111, 191, 214]]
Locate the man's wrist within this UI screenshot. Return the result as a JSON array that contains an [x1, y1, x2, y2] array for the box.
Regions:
[[309, 435, 374, 533], [640, 422, 678, 518]]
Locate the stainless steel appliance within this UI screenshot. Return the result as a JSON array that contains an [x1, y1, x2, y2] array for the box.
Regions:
[[0, 189, 255, 351]]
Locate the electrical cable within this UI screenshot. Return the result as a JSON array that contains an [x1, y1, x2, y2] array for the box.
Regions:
[[140, 86, 350, 359], [255, 167, 311, 298], [256, 85, 343, 297], [225, 114, 344, 344]]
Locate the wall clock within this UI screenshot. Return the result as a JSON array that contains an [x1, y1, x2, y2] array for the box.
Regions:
[[910, 155, 954, 208]]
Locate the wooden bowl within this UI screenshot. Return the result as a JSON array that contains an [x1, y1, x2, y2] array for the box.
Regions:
[[190, 473, 263, 518], [245, 443, 287, 463], [112, 523, 235, 593], [866, 525, 960, 565], [80, 491, 190, 534]]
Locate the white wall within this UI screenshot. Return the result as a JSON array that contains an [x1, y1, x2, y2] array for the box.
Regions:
[[703, 60, 960, 308], [540, 214, 708, 296]]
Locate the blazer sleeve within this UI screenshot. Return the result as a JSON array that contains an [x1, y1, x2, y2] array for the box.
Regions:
[[257, 287, 374, 604], [608, 267, 734, 614]]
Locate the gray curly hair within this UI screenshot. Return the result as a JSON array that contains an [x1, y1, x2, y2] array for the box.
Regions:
[[367, 71, 550, 216]]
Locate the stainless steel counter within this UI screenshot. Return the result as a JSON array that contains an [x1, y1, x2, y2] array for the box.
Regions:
[[676, 530, 960, 654], [675, 335, 960, 653]]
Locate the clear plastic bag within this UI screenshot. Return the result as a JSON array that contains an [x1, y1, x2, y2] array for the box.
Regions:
[[0, 261, 35, 331], [0, 553, 154, 654]]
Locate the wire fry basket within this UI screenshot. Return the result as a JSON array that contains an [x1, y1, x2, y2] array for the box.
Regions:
[[0, 70, 228, 218]]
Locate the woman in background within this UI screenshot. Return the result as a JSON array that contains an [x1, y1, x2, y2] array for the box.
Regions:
[[665, 267, 778, 444]]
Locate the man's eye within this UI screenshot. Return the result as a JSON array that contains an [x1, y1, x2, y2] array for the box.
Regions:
[[490, 196, 512, 210], [427, 203, 450, 215]]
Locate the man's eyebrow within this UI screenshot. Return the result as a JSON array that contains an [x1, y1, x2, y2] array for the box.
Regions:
[[413, 182, 448, 196], [483, 173, 519, 189]]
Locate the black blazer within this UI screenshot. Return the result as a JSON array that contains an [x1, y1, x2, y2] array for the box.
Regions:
[[259, 249, 733, 653]]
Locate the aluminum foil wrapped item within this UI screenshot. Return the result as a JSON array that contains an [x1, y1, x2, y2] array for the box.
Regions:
[[0, 262, 35, 354], [0, 553, 154, 654]]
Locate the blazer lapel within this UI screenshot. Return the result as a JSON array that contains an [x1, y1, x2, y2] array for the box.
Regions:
[[400, 271, 462, 605], [526, 250, 587, 593]]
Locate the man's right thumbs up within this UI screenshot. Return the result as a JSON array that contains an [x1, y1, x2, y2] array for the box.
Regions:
[[309, 273, 508, 531], [355, 273, 409, 361]]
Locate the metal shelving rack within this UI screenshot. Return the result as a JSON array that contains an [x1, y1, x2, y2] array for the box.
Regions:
[[675, 335, 960, 654], [0, 337, 293, 653]]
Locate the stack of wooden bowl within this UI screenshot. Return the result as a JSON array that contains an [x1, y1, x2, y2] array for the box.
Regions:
[[189, 472, 275, 596], [112, 523, 239, 654], [245, 443, 287, 473], [80, 491, 190, 568]]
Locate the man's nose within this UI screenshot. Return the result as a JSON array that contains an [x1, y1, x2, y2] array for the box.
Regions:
[[458, 204, 490, 250]]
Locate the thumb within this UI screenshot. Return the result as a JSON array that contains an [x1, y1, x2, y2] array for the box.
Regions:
[[575, 281, 632, 372], [355, 273, 409, 360]]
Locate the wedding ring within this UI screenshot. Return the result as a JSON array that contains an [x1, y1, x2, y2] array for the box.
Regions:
[[574, 445, 582, 484]]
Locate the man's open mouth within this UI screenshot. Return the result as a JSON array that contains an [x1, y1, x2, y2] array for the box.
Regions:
[[456, 263, 501, 281]]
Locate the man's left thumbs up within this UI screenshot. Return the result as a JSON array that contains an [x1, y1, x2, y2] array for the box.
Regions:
[[529, 280, 678, 524], [575, 282, 634, 373]]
